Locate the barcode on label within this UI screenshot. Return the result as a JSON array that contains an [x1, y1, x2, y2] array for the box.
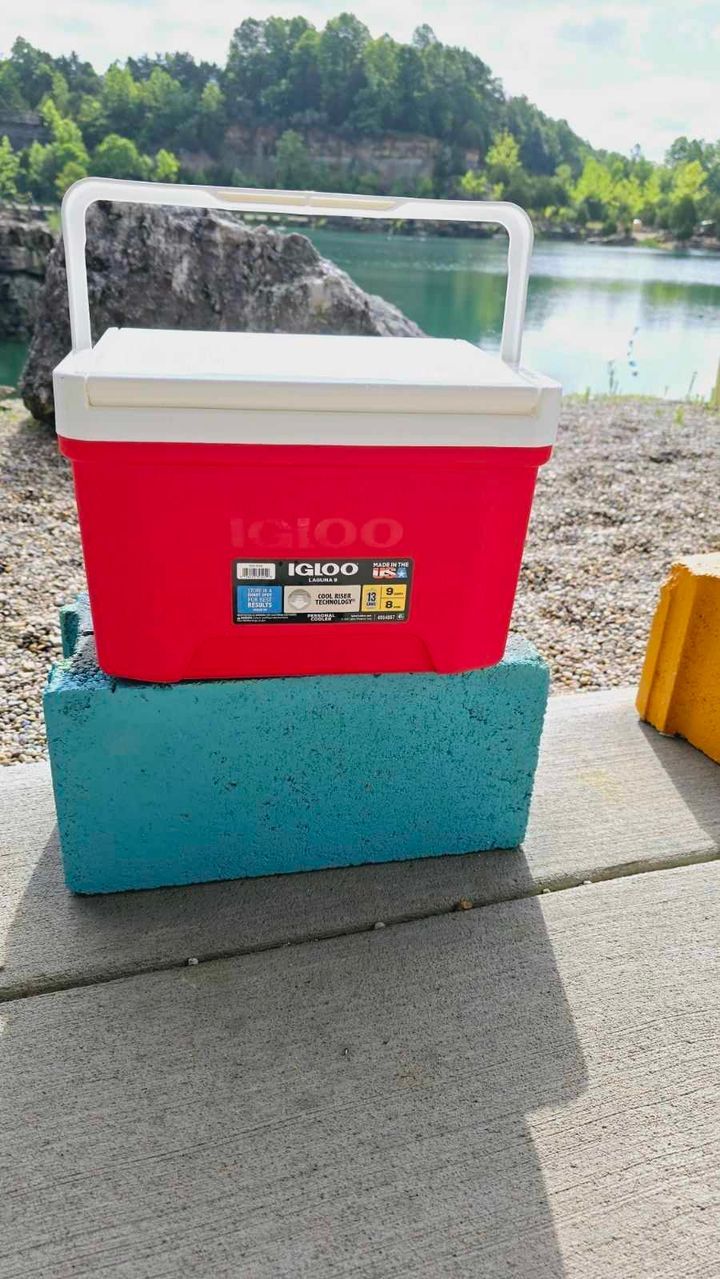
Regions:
[[236, 563, 276, 580]]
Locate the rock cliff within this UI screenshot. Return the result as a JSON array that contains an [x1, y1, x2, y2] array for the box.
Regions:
[[0, 209, 55, 341], [20, 201, 422, 424]]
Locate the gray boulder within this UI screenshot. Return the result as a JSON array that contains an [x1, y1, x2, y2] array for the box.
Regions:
[[0, 208, 54, 341], [20, 201, 422, 424]]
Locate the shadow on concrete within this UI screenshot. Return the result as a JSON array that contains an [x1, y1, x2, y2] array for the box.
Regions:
[[637, 720, 720, 853], [1, 868, 587, 1277], [2, 788, 550, 1001]]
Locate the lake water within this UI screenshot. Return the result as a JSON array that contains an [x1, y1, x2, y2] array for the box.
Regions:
[[308, 231, 720, 399], [1, 233, 718, 398], [0, 339, 29, 392]]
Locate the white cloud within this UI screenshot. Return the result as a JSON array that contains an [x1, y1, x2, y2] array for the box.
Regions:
[[1, 0, 718, 159]]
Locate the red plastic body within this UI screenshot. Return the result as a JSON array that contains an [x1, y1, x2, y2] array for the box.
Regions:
[[59, 438, 551, 682]]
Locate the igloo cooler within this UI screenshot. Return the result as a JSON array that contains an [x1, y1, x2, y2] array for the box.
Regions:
[[53, 179, 560, 682]]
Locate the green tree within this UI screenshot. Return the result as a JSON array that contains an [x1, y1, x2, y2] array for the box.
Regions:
[[527, 170, 572, 215], [505, 96, 580, 175], [572, 156, 615, 220], [0, 135, 20, 199], [138, 68, 187, 148], [639, 167, 665, 222], [196, 79, 226, 149], [486, 131, 520, 174], [275, 129, 312, 187], [153, 147, 180, 181], [93, 133, 150, 179], [390, 44, 429, 133], [458, 169, 488, 199], [53, 52, 101, 108], [24, 99, 88, 200], [99, 64, 142, 136], [43, 69, 70, 115], [25, 140, 52, 200], [318, 13, 370, 125], [554, 163, 573, 197], [43, 99, 88, 162], [0, 62, 29, 113], [75, 91, 105, 147], [611, 174, 644, 225], [286, 28, 323, 118], [55, 159, 87, 198], [485, 130, 521, 197], [665, 136, 711, 169], [627, 143, 654, 185], [669, 194, 697, 239], [128, 51, 218, 95], [671, 159, 707, 202], [662, 160, 708, 238], [422, 43, 479, 143], [226, 17, 312, 121], [412, 24, 439, 50], [8, 37, 54, 107], [352, 36, 399, 132], [199, 79, 224, 117]]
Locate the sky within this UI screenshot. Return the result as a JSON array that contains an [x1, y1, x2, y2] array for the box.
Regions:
[[2, 1, 719, 159]]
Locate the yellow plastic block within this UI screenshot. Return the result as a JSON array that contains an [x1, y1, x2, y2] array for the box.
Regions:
[[637, 553, 720, 763]]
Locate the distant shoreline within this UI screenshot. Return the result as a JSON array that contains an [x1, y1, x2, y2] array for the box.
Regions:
[[538, 228, 720, 254], [2, 202, 719, 255], [310, 218, 720, 253]]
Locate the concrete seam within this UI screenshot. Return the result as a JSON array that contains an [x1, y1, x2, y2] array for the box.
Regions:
[[1, 843, 718, 1006]]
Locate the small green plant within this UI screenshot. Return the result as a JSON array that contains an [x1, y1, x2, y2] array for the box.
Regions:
[[0, 134, 20, 199], [674, 405, 685, 426]]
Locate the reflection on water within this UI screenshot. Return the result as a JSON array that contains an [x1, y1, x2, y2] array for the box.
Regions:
[[309, 230, 720, 398]]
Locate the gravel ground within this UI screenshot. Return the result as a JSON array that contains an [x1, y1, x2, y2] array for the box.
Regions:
[[1, 395, 719, 763]]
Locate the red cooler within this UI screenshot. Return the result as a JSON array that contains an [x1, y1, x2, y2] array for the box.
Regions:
[[53, 179, 560, 682]]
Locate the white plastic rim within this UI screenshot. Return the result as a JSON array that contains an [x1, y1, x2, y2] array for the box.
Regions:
[[61, 178, 534, 366]]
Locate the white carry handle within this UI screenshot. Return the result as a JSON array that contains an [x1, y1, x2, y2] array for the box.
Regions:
[[61, 178, 534, 365]]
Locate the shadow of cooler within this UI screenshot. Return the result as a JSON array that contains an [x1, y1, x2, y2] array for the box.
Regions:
[[53, 179, 561, 682]]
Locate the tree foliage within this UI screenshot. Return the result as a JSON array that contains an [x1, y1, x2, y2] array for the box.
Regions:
[[0, 18, 717, 240], [0, 134, 20, 198], [275, 129, 312, 187]]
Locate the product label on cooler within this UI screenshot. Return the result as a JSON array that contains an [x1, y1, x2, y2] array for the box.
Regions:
[[233, 559, 413, 624]]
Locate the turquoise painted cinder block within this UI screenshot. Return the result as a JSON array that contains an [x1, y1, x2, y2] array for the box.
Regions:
[[44, 596, 550, 894]]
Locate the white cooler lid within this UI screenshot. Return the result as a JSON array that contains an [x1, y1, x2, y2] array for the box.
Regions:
[[54, 328, 561, 446]]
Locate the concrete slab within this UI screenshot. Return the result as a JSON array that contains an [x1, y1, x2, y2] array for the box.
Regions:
[[1, 687, 718, 999], [1, 862, 718, 1278]]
